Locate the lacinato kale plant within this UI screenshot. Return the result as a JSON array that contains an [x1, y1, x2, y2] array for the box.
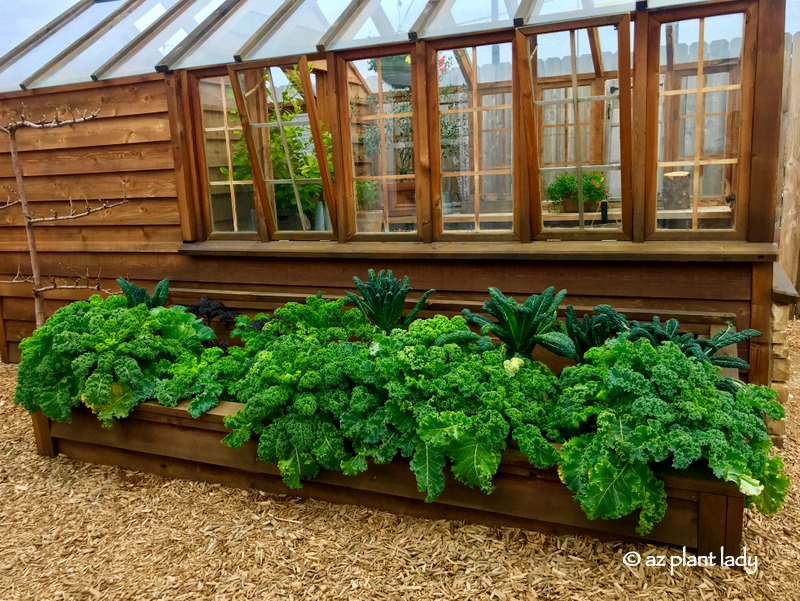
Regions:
[[346, 269, 435, 333], [116, 277, 169, 309], [14, 295, 214, 426], [553, 335, 788, 535], [463, 287, 575, 359]]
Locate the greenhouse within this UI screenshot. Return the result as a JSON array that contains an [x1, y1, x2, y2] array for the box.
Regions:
[[0, 0, 796, 578]]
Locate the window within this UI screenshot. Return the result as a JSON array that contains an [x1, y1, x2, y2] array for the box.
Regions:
[[197, 75, 258, 234], [346, 52, 417, 234], [522, 16, 633, 238], [232, 59, 336, 237], [654, 12, 747, 233], [435, 42, 515, 234]]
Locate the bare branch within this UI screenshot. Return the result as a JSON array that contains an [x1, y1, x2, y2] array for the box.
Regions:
[[2, 107, 100, 133], [0, 199, 20, 211], [30, 196, 129, 223]]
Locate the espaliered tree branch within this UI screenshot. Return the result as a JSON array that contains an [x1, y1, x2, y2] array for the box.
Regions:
[[1, 107, 127, 327]]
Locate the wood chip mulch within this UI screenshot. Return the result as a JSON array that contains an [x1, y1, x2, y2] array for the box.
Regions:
[[1, 324, 800, 600]]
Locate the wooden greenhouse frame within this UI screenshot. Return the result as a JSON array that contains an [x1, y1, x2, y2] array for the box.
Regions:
[[0, 0, 792, 554]]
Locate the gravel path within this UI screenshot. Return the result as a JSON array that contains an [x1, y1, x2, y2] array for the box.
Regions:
[[1, 326, 799, 601]]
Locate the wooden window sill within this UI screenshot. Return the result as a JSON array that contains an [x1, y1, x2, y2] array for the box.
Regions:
[[179, 239, 777, 262]]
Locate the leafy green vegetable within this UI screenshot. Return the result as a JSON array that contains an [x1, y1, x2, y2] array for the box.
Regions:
[[462, 287, 575, 359], [564, 304, 628, 362], [554, 336, 788, 534], [345, 269, 435, 333], [116, 277, 170, 309], [14, 295, 215, 426]]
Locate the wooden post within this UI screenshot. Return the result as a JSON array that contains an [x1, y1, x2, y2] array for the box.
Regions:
[[0, 299, 7, 364], [31, 412, 56, 457], [749, 261, 773, 385], [779, 33, 800, 288], [747, 0, 786, 242]]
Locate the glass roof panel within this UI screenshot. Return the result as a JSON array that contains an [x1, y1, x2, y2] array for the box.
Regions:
[[422, 0, 518, 39], [0, 0, 124, 92], [0, 0, 81, 58], [173, 0, 285, 69], [248, 0, 351, 61], [103, 0, 226, 80], [326, 0, 428, 51], [35, 0, 183, 89], [527, 0, 635, 24]]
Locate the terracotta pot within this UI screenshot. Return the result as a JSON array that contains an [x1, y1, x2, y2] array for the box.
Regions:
[[356, 210, 384, 232]]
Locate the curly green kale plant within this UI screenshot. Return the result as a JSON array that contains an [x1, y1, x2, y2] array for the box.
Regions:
[[345, 269, 435, 333], [553, 336, 788, 535], [462, 287, 575, 359], [14, 296, 214, 427], [116, 277, 169, 309], [343, 315, 560, 501]]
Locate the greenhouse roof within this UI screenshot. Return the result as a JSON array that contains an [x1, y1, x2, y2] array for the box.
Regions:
[[0, 0, 706, 93]]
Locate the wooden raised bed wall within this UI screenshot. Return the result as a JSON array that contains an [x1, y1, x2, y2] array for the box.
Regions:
[[48, 401, 745, 557]]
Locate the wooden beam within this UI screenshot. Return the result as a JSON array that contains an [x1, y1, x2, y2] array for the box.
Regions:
[[298, 55, 339, 234], [156, 0, 245, 72], [514, 0, 537, 26], [0, 0, 93, 73], [408, 0, 444, 39], [316, 0, 368, 52], [32, 412, 56, 458], [412, 41, 434, 242], [453, 49, 474, 89], [748, 0, 786, 242], [617, 13, 634, 239], [164, 72, 199, 242], [518, 31, 543, 237], [587, 27, 604, 77], [21, 0, 147, 90], [234, 0, 301, 62], [332, 54, 356, 240], [0, 297, 7, 363], [92, 0, 195, 81]]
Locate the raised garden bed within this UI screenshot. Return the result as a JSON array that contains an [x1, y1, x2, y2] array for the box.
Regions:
[[46, 401, 744, 557]]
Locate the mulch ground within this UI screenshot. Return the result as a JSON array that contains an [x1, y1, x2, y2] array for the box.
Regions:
[[1, 325, 799, 600]]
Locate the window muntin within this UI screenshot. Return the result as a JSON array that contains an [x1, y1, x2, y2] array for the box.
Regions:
[[436, 42, 514, 233], [530, 24, 626, 233], [347, 53, 417, 234], [655, 13, 745, 231], [234, 62, 335, 234], [199, 75, 257, 233]]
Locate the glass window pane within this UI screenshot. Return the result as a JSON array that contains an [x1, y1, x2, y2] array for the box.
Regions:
[[236, 62, 335, 233], [0, 1, 81, 58], [348, 54, 416, 233], [103, 0, 226, 80], [35, 0, 182, 89], [0, 0, 124, 91], [200, 76, 257, 233], [438, 43, 513, 233], [656, 14, 744, 232], [248, 0, 351, 61], [531, 27, 623, 232], [173, 0, 284, 70], [328, 0, 428, 51], [422, 0, 516, 38]]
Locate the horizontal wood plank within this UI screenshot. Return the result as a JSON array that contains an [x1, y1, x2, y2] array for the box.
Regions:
[[0, 81, 168, 122], [0, 225, 183, 252], [179, 240, 777, 263], [0, 142, 175, 178], [0, 113, 172, 153], [0, 199, 181, 227], [0, 170, 178, 201]]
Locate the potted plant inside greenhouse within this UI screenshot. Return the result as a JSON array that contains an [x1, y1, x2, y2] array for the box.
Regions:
[[355, 180, 383, 232], [546, 171, 607, 213]]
